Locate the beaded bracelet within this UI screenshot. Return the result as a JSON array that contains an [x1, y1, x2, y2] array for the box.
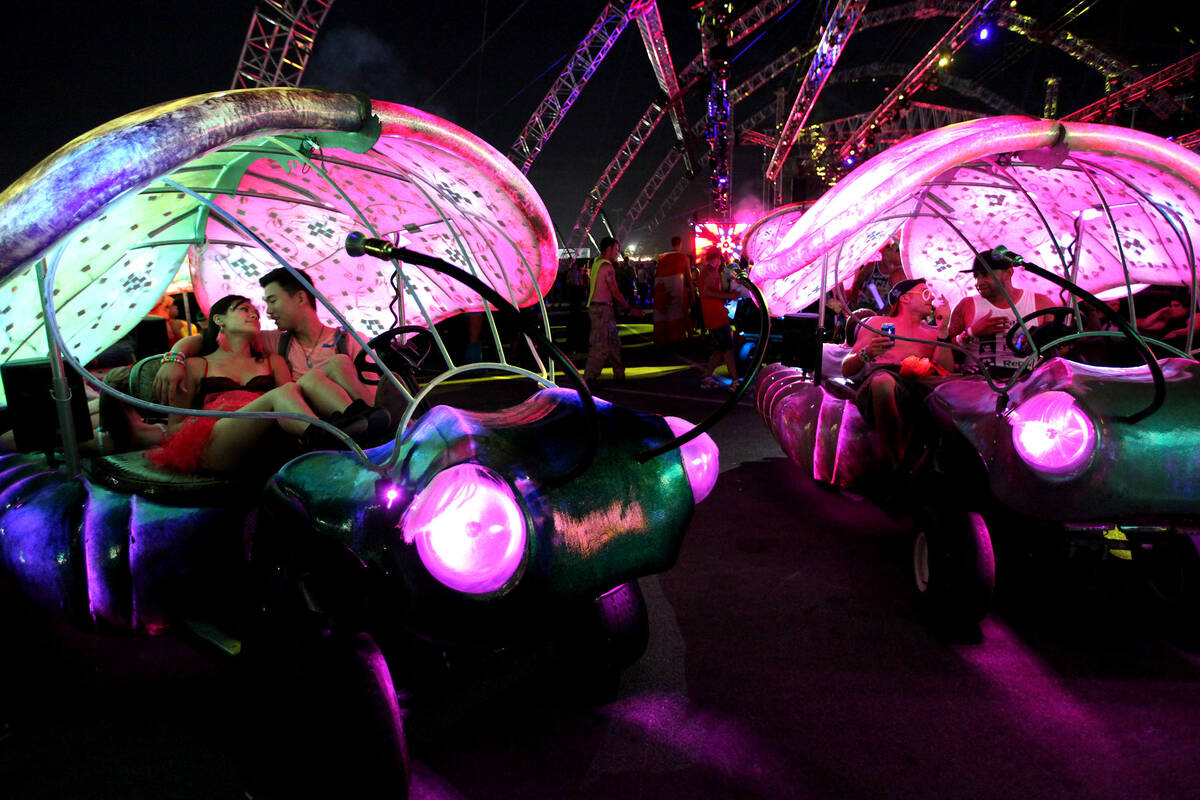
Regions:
[[160, 351, 187, 365]]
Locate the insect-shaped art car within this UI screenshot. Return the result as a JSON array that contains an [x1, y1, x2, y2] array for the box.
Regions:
[[0, 89, 723, 796], [746, 116, 1200, 633]]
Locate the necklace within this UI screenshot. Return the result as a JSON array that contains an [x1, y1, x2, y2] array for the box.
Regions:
[[298, 329, 329, 367]]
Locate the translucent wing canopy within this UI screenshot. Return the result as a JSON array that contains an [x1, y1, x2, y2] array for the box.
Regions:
[[745, 117, 1200, 315], [0, 89, 557, 403]]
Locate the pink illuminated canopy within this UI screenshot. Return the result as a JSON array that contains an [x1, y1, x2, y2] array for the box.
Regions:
[[0, 89, 559, 404], [745, 117, 1200, 315]]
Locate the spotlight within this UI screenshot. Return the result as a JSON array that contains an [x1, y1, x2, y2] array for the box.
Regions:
[[978, 26, 991, 41]]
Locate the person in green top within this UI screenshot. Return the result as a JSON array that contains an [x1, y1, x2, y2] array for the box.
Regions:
[[584, 236, 642, 384]]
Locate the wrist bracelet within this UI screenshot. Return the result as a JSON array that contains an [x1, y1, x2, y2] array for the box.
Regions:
[[160, 351, 187, 365], [857, 350, 874, 365]]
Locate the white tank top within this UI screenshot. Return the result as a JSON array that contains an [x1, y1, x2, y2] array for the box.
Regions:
[[966, 290, 1041, 371]]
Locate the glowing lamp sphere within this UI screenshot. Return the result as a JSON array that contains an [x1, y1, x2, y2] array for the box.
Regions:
[[1010, 391, 1097, 478], [664, 416, 720, 504], [401, 464, 527, 595]]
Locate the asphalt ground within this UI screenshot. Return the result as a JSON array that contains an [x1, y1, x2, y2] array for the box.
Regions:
[[4, 311, 1200, 798]]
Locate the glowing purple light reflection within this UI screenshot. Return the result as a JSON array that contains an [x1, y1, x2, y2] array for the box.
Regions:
[[664, 416, 720, 504], [401, 464, 527, 594], [1010, 391, 1096, 476]]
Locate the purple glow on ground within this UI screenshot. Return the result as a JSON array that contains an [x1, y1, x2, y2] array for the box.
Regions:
[[663, 417, 720, 504], [600, 692, 797, 795], [1010, 391, 1096, 475], [401, 463, 526, 595], [957, 618, 1127, 792]]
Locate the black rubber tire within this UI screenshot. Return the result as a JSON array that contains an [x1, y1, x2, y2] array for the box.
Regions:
[[1140, 536, 1200, 650], [239, 630, 410, 799], [912, 510, 995, 627], [591, 581, 650, 671]]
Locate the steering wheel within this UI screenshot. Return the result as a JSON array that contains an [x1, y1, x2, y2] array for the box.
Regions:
[[354, 325, 434, 387], [1004, 306, 1078, 357]]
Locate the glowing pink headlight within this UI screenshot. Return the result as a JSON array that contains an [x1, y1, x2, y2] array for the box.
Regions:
[[664, 416, 720, 504], [1010, 391, 1097, 477], [400, 464, 527, 595]]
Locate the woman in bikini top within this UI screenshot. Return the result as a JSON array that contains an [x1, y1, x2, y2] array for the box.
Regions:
[[148, 294, 329, 473]]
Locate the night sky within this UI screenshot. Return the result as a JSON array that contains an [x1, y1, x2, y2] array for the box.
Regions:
[[2, 1, 1195, 253]]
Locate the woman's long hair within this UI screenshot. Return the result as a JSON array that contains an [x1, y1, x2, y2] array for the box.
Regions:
[[198, 295, 265, 360]]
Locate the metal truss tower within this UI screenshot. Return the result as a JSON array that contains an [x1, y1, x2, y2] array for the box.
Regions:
[[1062, 51, 1200, 123], [564, 97, 669, 253], [231, 0, 335, 89], [837, 0, 998, 162], [507, 3, 646, 174], [700, 1, 735, 218], [575, 0, 799, 247], [635, 3, 694, 172], [764, 0, 867, 185]]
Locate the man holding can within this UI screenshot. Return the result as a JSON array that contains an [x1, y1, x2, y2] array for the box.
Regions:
[[842, 278, 955, 469]]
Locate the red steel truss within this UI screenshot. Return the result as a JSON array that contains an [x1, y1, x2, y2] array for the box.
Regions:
[[1062, 52, 1200, 123], [231, 0, 335, 89]]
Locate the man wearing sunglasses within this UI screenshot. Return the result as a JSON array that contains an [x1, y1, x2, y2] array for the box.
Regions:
[[842, 277, 955, 469]]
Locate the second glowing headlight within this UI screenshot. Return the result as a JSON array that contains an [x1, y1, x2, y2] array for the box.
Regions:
[[1009, 391, 1097, 478]]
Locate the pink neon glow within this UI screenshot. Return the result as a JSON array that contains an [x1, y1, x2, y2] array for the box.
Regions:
[[384, 486, 399, 509], [0, 91, 558, 406], [1010, 391, 1097, 476], [745, 117, 1200, 316], [664, 416, 720, 504], [401, 464, 527, 594], [197, 105, 557, 332]]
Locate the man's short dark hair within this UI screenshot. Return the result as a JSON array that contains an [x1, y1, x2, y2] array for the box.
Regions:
[[259, 267, 318, 309], [598, 236, 618, 255], [670, 236, 682, 249]]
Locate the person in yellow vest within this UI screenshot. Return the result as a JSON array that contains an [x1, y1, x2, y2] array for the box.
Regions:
[[584, 237, 642, 384]]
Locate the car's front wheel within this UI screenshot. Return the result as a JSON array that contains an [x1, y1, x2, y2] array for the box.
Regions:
[[913, 510, 995, 629]]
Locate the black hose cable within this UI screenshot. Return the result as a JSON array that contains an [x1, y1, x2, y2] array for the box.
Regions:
[[344, 233, 599, 484], [1017, 261, 1165, 424], [636, 260, 770, 463]]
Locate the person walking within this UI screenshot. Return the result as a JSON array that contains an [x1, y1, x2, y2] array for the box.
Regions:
[[653, 236, 693, 349], [584, 236, 642, 385]]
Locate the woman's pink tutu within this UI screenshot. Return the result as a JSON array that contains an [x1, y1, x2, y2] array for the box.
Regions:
[[147, 390, 264, 473]]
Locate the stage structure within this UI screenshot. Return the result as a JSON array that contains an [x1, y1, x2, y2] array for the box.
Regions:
[[692, 218, 747, 259], [231, 0, 335, 89], [219, 1, 1199, 252], [616, 0, 1166, 239], [507, 2, 641, 176], [563, 0, 800, 253], [763, 0, 867, 206], [836, 0, 999, 163]]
